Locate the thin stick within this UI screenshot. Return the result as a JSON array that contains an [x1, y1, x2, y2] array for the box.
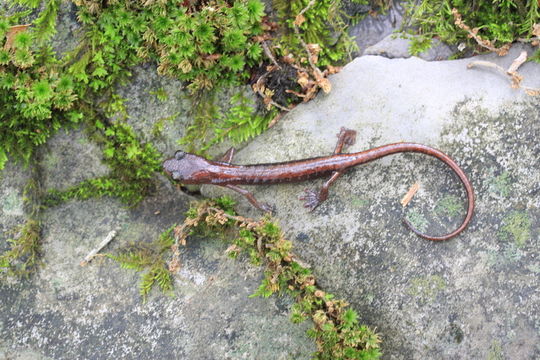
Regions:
[[401, 183, 420, 207], [80, 229, 118, 266], [253, 71, 291, 112], [293, 0, 320, 74], [262, 41, 281, 69]]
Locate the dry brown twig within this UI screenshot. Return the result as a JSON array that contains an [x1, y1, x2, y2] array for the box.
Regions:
[[452, 8, 510, 56], [468, 50, 540, 95], [80, 228, 119, 266]]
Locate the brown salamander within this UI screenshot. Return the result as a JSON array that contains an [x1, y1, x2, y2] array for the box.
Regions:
[[163, 128, 474, 241]]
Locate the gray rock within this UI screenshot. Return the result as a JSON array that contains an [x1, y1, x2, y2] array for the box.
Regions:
[[0, 174, 315, 359], [41, 127, 110, 191], [117, 62, 258, 159], [202, 44, 540, 358], [348, 1, 406, 56], [364, 33, 455, 61]]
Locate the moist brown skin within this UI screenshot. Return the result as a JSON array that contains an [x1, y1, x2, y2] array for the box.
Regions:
[[163, 128, 474, 241]]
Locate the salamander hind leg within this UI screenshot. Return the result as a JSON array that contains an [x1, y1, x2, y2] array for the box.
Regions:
[[299, 128, 356, 211]]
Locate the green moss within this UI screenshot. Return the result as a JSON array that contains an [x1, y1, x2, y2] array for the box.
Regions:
[[498, 211, 531, 248], [0, 12, 81, 170], [350, 196, 369, 208], [406, 0, 540, 52], [486, 340, 504, 360], [408, 275, 446, 303], [108, 225, 177, 302], [1, 190, 24, 216], [45, 120, 162, 206], [73, 0, 265, 93], [488, 171, 513, 198], [404, 209, 429, 233], [180, 90, 276, 154], [435, 194, 463, 218], [273, 0, 358, 67], [132, 197, 382, 359], [0, 177, 43, 277]]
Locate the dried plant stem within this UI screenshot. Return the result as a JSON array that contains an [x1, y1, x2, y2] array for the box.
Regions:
[[261, 41, 281, 70], [81, 229, 118, 266], [452, 8, 510, 56], [467, 51, 540, 96]]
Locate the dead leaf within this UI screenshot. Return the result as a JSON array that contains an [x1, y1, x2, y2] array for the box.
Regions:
[[325, 65, 342, 75], [509, 72, 523, 88], [306, 43, 321, 56], [524, 88, 540, 96], [297, 71, 310, 88], [294, 14, 306, 27], [314, 69, 331, 93], [4, 24, 31, 50], [282, 54, 295, 64], [317, 77, 331, 93], [533, 23, 540, 37]]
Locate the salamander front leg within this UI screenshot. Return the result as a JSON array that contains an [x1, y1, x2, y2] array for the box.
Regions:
[[223, 184, 275, 213], [300, 127, 357, 211]]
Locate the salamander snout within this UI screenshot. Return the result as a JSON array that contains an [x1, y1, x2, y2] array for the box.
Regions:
[[175, 151, 186, 160], [163, 151, 213, 184]]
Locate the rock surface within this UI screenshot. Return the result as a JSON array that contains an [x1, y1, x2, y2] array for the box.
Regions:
[[203, 44, 540, 359], [364, 33, 455, 61], [1, 5, 540, 359], [348, 1, 405, 56]]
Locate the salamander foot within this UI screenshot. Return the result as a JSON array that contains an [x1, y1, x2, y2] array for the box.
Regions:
[[259, 202, 276, 214], [299, 189, 323, 211]]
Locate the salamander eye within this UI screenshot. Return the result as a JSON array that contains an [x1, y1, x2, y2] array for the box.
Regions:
[[172, 172, 183, 181], [175, 151, 186, 160]]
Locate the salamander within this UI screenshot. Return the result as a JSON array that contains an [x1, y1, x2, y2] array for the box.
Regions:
[[163, 128, 474, 241]]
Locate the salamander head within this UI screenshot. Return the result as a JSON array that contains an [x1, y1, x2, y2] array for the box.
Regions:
[[163, 151, 213, 184]]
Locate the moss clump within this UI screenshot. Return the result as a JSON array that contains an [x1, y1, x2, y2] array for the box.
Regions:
[[0, 177, 43, 277], [498, 211, 531, 248], [404, 209, 429, 233], [119, 196, 382, 359], [0, 15, 81, 169], [407, 275, 446, 304], [273, 0, 360, 67], [406, 0, 540, 54], [435, 195, 463, 218], [45, 119, 162, 206], [72, 0, 265, 92], [108, 225, 176, 302], [488, 171, 513, 198]]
